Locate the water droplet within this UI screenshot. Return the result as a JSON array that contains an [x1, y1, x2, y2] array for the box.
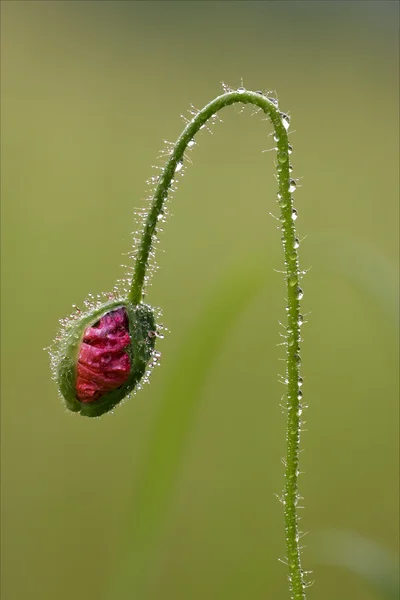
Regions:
[[291, 208, 298, 221], [294, 238, 300, 249], [175, 161, 183, 172], [297, 406, 303, 416], [298, 376, 303, 387], [297, 314, 304, 326], [297, 391, 303, 401], [294, 354, 302, 366], [288, 251, 297, 261], [289, 180, 297, 193], [296, 287, 304, 300], [273, 134, 280, 142], [187, 139, 195, 147], [278, 151, 288, 164], [280, 112, 290, 130], [288, 144, 293, 154], [237, 87, 245, 93], [279, 197, 288, 208], [289, 274, 298, 287], [278, 193, 288, 208], [268, 96, 278, 107]]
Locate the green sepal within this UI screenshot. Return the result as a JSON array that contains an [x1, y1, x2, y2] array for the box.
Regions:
[[57, 300, 156, 417]]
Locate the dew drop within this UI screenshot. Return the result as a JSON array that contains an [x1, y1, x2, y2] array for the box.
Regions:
[[296, 287, 304, 300], [268, 96, 278, 107], [280, 112, 290, 130], [289, 274, 298, 287], [175, 161, 183, 173], [298, 376, 304, 387], [291, 208, 298, 221], [297, 314, 304, 326], [278, 151, 288, 164], [289, 180, 297, 193], [294, 238, 300, 249], [187, 139, 195, 148], [288, 251, 297, 261], [237, 87, 246, 93], [279, 197, 288, 208], [297, 391, 303, 401], [273, 134, 280, 142], [288, 144, 293, 154]]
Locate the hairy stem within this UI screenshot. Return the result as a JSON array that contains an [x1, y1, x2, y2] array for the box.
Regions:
[[129, 89, 306, 599]]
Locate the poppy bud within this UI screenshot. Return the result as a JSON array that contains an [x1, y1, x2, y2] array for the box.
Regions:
[[54, 300, 156, 417]]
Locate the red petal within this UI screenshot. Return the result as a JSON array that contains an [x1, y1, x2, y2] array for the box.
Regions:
[[76, 307, 131, 403]]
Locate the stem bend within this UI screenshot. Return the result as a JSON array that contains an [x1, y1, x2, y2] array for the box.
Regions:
[[130, 88, 307, 599]]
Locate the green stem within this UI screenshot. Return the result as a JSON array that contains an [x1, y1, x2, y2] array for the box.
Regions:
[[129, 89, 306, 599]]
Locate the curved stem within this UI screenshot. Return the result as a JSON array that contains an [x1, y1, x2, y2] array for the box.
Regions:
[[129, 89, 306, 599]]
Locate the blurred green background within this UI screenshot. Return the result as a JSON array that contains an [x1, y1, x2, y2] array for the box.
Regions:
[[1, 1, 399, 599]]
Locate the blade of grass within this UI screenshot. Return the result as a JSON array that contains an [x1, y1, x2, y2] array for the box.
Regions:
[[107, 257, 269, 598], [107, 236, 398, 599], [314, 529, 399, 600]]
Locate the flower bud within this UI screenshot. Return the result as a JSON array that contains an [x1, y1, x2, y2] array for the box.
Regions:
[[54, 300, 156, 417]]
